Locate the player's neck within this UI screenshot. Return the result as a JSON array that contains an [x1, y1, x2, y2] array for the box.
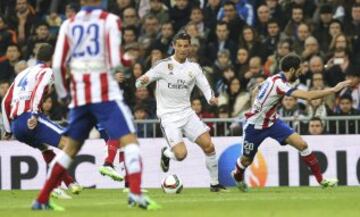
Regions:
[[173, 55, 186, 64]]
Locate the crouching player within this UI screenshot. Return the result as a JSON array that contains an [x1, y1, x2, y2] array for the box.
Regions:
[[1, 44, 82, 199]]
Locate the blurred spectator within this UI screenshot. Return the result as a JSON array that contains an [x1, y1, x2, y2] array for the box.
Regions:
[[26, 22, 56, 58], [122, 7, 140, 29], [306, 97, 332, 120], [239, 26, 264, 61], [144, 47, 165, 71], [302, 36, 323, 61], [14, 60, 28, 75], [262, 19, 280, 59], [282, 0, 316, 21], [188, 37, 211, 66], [151, 21, 174, 56], [328, 19, 343, 40], [170, 0, 191, 32], [307, 116, 325, 135], [242, 56, 264, 90], [217, 0, 254, 26], [191, 98, 215, 132], [264, 0, 285, 28], [292, 22, 311, 55], [134, 104, 154, 138], [264, 39, 292, 75], [212, 49, 233, 87], [328, 33, 352, 54], [324, 48, 353, 87], [207, 21, 237, 63], [278, 95, 304, 131], [190, 6, 210, 39], [234, 47, 250, 76], [215, 66, 235, 95], [313, 4, 333, 53], [133, 86, 156, 117], [215, 105, 232, 136], [283, 5, 304, 38], [144, 0, 169, 24], [0, 44, 22, 82], [218, 77, 250, 117], [122, 26, 138, 48], [41, 95, 63, 122], [0, 15, 17, 62], [219, 2, 246, 43], [138, 14, 160, 50], [110, 0, 135, 17], [203, 0, 221, 30], [339, 71, 360, 110], [255, 4, 271, 39], [65, 3, 80, 19], [345, 3, 360, 65], [331, 94, 360, 134], [310, 72, 335, 109], [0, 80, 10, 106]]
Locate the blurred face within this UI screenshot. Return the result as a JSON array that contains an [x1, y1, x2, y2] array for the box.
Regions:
[[339, 99, 352, 113], [249, 58, 261, 74], [297, 24, 310, 41], [185, 24, 199, 38], [15, 61, 27, 74], [134, 109, 147, 120], [218, 111, 229, 118], [208, 0, 221, 8], [0, 18, 5, 30], [132, 63, 143, 78], [151, 49, 163, 64], [229, 79, 241, 94], [266, 0, 278, 9], [150, 0, 162, 11], [308, 120, 323, 135], [216, 24, 229, 41], [310, 98, 322, 107], [312, 73, 324, 89], [346, 75, 360, 88], [123, 8, 138, 26], [320, 13, 332, 24], [278, 42, 290, 57], [136, 87, 149, 100], [16, 0, 28, 13], [144, 18, 159, 35], [282, 96, 297, 110], [329, 22, 341, 37], [292, 8, 303, 23], [174, 39, 190, 61], [304, 39, 319, 54], [267, 23, 279, 37], [123, 30, 136, 44], [257, 5, 270, 23], [243, 28, 254, 42], [310, 58, 323, 74], [42, 97, 53, 112], [237, 48, 249, 64], [223, 69, 235, 80], [224, 5, 237, 20], [161, 24, 174, 38], [218, 53, 230, 66], [0, 82, 10, 97], [352, 6, 360, 22], [6, 46, 20, 62], [175, 0, 188, 10], [335, 35, 347, 49], [191, 9, 203, 23], [65, 6, 76, 19], [191, 99, 202, 114], [116, 0, 131, 9], [36, 25, 49, 39]]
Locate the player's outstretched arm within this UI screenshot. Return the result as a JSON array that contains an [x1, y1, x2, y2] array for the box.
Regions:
[[291, 80, 351, 100], [135, 75, 151, 88]]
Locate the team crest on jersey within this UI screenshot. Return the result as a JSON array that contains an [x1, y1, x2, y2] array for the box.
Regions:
[[168, 63, 173, 70], [188, 71, 194, 78]]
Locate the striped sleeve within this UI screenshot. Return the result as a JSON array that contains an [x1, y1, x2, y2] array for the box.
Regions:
[[30, 69, 54, 113], [1, 83, 14, 133], [105, 15, 122, 70], [53, 19, 71, 99]]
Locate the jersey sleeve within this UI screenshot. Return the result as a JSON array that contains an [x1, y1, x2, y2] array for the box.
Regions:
[[194, 65, 214, 103], [136, 62, 162, 88], [275, 79, 296, 96], [1, 83, 14, 133], [30, 69, 54, 113], [105, 15, 122, 70], [53, 19, 71, 99]]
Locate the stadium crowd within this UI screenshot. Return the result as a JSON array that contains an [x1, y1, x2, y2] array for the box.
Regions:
[[0, 0, 359, 138]]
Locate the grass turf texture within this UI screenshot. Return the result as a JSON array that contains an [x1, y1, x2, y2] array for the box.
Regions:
[[0, 187, 359, 217]]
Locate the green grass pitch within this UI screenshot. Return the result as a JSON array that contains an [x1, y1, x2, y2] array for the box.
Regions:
[[0, 187, 359, 217]]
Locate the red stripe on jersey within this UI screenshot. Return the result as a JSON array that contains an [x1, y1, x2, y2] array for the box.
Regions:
[[24, 100, 31, 112], [271, 75, 281, 82], [61, 36, 70, 90], [4, 84, 14, 120], [30, 71, 46, 110], [12, 101, 20, 119], [106, 33, 112, 67], [262, 104, 278, 128], [83, 74, 92, 104], [100, 73, 109, 101], [70, 76, 78, 107], [276, 86, 286, 95], [244, 111, 256, 119], [117, 19, 122, 30], [99, 11, 108, 20]]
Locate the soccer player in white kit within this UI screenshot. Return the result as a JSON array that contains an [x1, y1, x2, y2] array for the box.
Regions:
[[231, 54, 350, 191], [136, 33, 227, 192]]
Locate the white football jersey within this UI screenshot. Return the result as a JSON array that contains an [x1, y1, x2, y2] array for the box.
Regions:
[[245, 73, 296, 129], [138, 56, 214, 118]]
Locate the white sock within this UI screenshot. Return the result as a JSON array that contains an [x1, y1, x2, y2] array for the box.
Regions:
[[205, 152, 219, 185], [164, 147, 177, 160], [47, 151, 72, 179], [124, 143, 141, 174], [300, 147, 312, 157]]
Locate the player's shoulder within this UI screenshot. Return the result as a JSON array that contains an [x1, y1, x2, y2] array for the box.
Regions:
[[186, 59, 203, 74], [152, 57, 172, 69]]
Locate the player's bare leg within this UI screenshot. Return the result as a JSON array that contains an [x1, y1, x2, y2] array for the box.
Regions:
[[33, 138, 83, 211], [161, 142, 187, 172], [120, 134, 160, 210], [195, 132, 227, 192], [232, 155, 252, 192], [285, 133, 338, 188]]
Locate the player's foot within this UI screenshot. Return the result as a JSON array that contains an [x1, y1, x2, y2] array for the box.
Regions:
[[123, 187, 148, 193], [210, 184, 229, 192], [69, 182, 83, 194], [231, 170, 248, 192], [31, 200, 65, 211], [99, 165, 124, 182], [320, 178, 338, 188], [128, 193, 161, 210], [51, 187, 72, 199], [160, 147, 170, 172]]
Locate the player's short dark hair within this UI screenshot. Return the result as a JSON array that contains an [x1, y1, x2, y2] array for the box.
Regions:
[[36, 44, 53, 62], [267, 18, 279, 26], [339, 94, 353, 102], [280, 54, 302, 72], [173, 32, 191, 44], [224, 1, 236, 9]]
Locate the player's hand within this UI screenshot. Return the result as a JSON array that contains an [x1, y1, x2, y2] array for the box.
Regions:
[[2, 132, 12, 140], [136, 76, 150, 88], [115, 72, 126, 83], [332, 80, 351, 93], [27, 116, 38, 130], [209, 97, 218, 106]]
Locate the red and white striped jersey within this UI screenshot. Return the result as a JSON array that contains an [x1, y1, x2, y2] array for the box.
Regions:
[[244, 73, 295, 129], [53, 6, 123, 108], [1, 63, 54, 133]]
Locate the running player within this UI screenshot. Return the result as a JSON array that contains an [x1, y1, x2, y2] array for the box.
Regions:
[[231, 54, 350, 191], [1, 44, 82, 200], [32, 0, 159, 211], [136, 33, 226, 192]]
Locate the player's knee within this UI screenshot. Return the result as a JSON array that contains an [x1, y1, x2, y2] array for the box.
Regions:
[[202, 143, 215, 154], [174, 150, 187, 161], [241, 156, 253, 167]]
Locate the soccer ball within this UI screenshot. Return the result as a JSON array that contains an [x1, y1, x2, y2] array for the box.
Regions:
[[161, 174, 183, 194]]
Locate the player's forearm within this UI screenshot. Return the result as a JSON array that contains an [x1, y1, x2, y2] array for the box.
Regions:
[[307, 89, 334, 100]]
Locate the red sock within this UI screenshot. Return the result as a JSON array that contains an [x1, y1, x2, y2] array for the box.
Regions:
[[234, 159, 246, 182], [42, 150, 56, 164], [37, 163, 66, 203], [62, 171, 74, 187], [119, 151, 129, 188], [127, 158, 142, 195], [105, 140, 118, 165], [302, 153, 323, 183]]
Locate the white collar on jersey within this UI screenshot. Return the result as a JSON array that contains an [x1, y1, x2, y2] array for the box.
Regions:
[[171, 55, 187, 65], [81, 5, 103, 12]]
